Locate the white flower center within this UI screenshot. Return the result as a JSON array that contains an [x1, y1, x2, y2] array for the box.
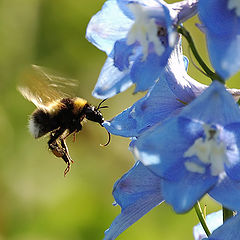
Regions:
[[184, 124, 228, 176], [126, 3, 165, 60], [228, 0, 240, 17]]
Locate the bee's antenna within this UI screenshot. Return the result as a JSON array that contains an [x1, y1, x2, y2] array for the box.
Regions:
[[97, 98, 108, 110], [100, 128, 111, 147], [98, 105, 109, 109]]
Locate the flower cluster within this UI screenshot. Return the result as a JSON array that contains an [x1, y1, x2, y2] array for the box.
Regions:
[[86, 0, 240, 239]]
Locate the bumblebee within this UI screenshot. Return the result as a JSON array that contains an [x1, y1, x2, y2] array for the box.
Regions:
[[18, 65, 110, 176]]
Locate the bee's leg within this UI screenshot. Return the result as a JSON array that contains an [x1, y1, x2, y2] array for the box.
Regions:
[[48, 127, 66, 150], [49, 137, 73, 176], [50, 139, 65, 158], [59, 138, 74, 176], [61, 127, 78, 141], [60, 138, 73, 162], [71, 123, 82, 142]]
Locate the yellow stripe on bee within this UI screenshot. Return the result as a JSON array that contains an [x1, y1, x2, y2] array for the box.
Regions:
[[73, 97, 87, 114]]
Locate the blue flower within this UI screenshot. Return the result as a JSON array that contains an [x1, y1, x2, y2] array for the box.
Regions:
[[103, 42, 240, 138], [86, 0, 198, 98], [103, 42, 207, 137], [132, 81, 240, 213], [193, 210, 223, 240], [198, 0, 240, 79], [104, 161, 164, 240]]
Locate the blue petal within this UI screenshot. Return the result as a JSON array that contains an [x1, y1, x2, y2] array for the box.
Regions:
[[158, 42, 207, 101], [162, 170, 217, 213], [117, 0, 164, 20], [199, 0, 240, 79], [198, 0, 238, 37], [133, 117, 203, 180], [130, 51, 171, 92], [92, 57, 133, 99], [165, 44, 207, 103], [113, 39, 136, 71], [205, 31, 240, 80], [209, 175, 240, 211], [193, 211, 223, 240], [116, 0, 134, 19], [86, 0, 132, 55], [222, 123, 240, 181], [104, 161, 164, 240], [103, 105, 139, 137], [208, 214, 240, 240], [180, 81, 240, 125]]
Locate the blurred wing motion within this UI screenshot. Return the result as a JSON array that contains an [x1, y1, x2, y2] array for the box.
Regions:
[[18, 64, 80, 110]]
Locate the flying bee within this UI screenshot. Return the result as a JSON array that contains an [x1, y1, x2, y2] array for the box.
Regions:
[[18, 65, 110, 176]]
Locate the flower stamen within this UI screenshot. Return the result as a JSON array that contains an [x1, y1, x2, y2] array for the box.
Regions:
[[184, 124, 228, 176], [126, 3, 165, 60]]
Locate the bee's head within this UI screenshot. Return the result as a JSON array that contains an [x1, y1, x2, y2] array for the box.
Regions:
[[85, 99, 111, 146], [85, 99, 109, 125], [85, 105, 104, 125]]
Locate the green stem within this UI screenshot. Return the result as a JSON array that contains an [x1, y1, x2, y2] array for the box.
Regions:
[[194, 201, 211, 237], [177, 25, 224, 84], [223, 207, 234, 222]]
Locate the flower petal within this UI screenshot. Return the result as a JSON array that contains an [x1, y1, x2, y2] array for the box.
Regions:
[[92, 57, 133, 99], [180, 81, 240, 125], [222, 123, 240, 181], [199, 0, 240, 79], [117, 0, 163, 19], [162, 169, 217, 213], [209, 174, 240, 211], [130, 50, 171, 92], [104, 161, 164, 240], [133, 117, 204, 180], [113, 39, 136, 71], [86, 0, 132, 55]]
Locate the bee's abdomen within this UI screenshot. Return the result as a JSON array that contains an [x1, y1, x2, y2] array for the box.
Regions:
[[29, 109, 58, 138]]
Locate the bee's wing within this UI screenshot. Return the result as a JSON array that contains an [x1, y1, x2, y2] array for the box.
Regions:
[[18, 65, 80, 109]]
